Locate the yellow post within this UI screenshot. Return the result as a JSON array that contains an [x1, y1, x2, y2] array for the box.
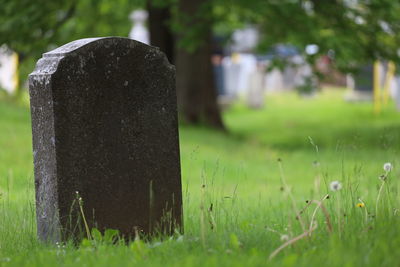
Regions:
[[373, 61, 381, 114], [383, 61, 396, 106], [11, 52, 19, 92]]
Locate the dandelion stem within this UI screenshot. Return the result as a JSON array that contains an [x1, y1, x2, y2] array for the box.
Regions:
[[376, 180, 386, 218], [337, 194, 341, 238], [384, 180, 393, 217]]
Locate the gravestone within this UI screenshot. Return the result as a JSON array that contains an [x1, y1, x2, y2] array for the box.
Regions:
[[354, 64, 373, 92], [29, 37, 182, 242], [0, 45, 18, 94], [246, 63, 265, 109], [129, 10, 150, 44]]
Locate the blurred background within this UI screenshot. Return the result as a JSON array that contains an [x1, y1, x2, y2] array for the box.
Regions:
[[1, 0, 400, 125], [1, 0, 400, 197]]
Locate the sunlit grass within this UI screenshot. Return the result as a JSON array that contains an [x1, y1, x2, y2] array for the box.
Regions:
[[0, 89, 399, 266]]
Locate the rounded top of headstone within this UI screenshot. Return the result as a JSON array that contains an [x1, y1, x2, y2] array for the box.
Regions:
[[30, 37, 173, 76], [43, 37, 151, 58]]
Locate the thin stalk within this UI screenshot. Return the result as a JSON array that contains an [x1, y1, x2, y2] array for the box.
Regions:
[[337, 194, 341, 238], [200, 183, 206, 248], [269, 223, 318, 260], [358, 198, 368, 225], [78, 197, 92, 240], [376, 180, 386, 218], [278, 160, 306, 232], [308, 194, 332, 235]]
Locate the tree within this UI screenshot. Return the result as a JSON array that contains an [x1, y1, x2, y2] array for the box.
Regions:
[[232, 0, 400, 72], [147, 0, 175, 63], [0, 0, 74, 60], [0, 0, 136, 94], [147, 0, 225, 129], [148, 0, 400, 130], [174, 0, 225, 129], [0, 0, 76, 95]]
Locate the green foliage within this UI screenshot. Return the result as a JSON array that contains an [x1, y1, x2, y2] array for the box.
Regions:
[[80, 228, 120, 248], [0, 0, 142, 59], [229, 233, 242, 250], [170, 0, 214, 52], [173, 0, 400, 72], [130, 237, 150, 260], [1, 0, 399, 86], [0, 0, 72, 57], [225, 0, 400, 72], [0, 0, 144, 94], [60, 0, 141, 44]]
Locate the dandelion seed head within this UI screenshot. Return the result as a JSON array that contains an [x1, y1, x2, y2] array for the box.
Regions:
[[383, 162, 393, 172], [329, 181, 342, 192]]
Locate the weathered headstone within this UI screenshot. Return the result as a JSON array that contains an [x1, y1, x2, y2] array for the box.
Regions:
[[29, 37, 182, 242]]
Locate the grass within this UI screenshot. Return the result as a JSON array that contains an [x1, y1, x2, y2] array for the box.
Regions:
[[0, 88, 400, 266]]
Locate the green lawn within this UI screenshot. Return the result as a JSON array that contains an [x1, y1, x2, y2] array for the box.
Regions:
[[1, 89, 400, 266]]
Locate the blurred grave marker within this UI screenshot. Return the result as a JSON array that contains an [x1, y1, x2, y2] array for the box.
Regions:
[[0, 45, 18, 94], [246, 62, 266, 109], [129, 10, 150, 44], [29, 37, 182, 242], [345, 64, 373, 102]]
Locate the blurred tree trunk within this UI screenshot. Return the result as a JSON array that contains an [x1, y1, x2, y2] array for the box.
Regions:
[[147, 1, 175, 63], [175, 0, 225, 130], [148, 0, 225, 130]]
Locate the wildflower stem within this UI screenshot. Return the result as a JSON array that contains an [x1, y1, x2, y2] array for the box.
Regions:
[[78, 198, 92, 240], [308, 194, 332, 235], [358, 198, 368, 225], [376, 180, 386, 218], [278, 161, 306, 232], [200, 182, 206, 248], [384, 180, 393, 216], [337, 195, 341, 238], [269, 223, 318, 260]]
